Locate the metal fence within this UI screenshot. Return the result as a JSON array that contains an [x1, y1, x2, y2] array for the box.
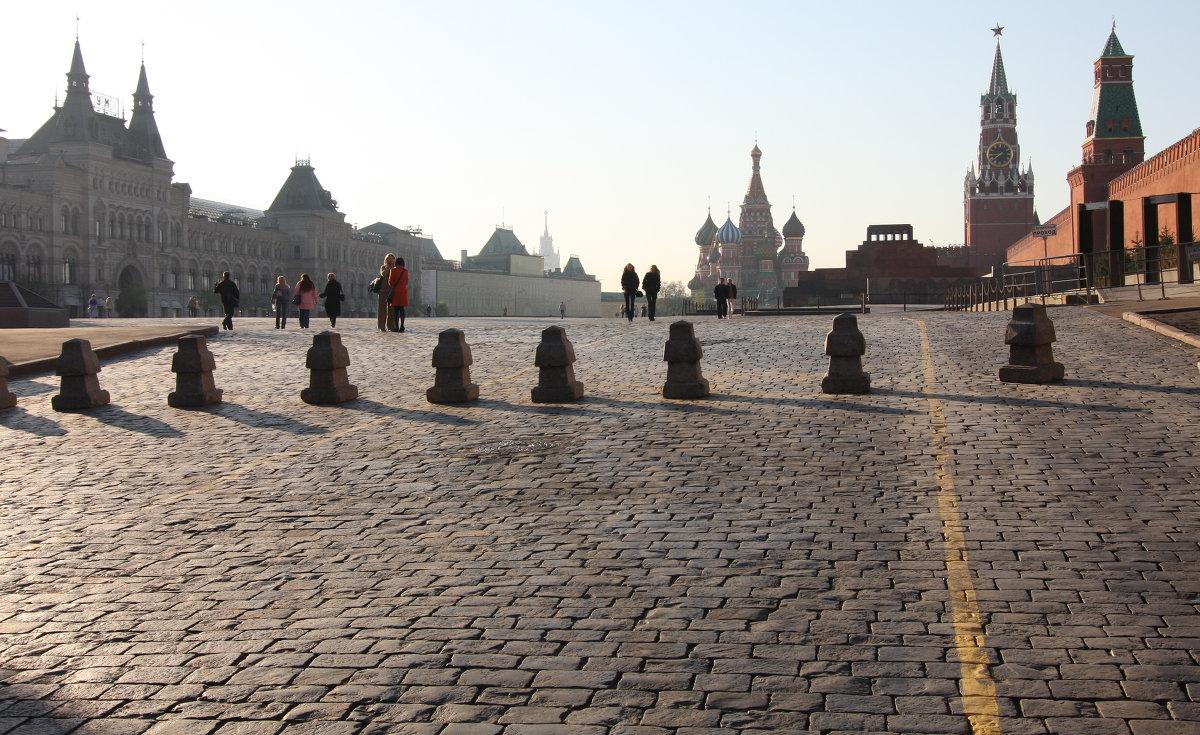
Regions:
[[945, 241, 1197, 310]]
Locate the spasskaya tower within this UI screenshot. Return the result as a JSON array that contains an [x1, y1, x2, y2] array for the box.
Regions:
[[964, 25, 1037, 274]]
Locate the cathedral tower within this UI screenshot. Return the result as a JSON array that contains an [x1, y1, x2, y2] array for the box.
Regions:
[[539, 211, 560, 272], [964, 26, 1036, 273]]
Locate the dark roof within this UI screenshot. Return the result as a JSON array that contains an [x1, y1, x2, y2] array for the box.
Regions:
[[189, 198, 264, 221], [1090, 84, 1143, 140], [361, 222, 403, 234], [562, 255, 588, 277], [266, 163, 339, 213], [988, 42, 1009, 96], [421, 238, 444, 260], [478, 227, 528, 257], [1102, 28, 1127, 57]]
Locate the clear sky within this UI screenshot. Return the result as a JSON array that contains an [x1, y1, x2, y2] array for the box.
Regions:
[[5, 1, 1199, 292]]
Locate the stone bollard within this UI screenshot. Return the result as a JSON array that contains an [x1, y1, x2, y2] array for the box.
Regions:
[[0, 357, 16, 411], [821, 313, 870, 394], [427, 329, 479, 404], [301, 331, 358, 404], [531, 326, 584, 403], [51, 338, 110, 411], [999, 303, 1064, 384], [662, 321, 710, 399], [168, 335, 223, 408]]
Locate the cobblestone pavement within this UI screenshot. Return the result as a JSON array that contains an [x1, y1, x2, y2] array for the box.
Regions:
[[2, 310, 1199, 735]]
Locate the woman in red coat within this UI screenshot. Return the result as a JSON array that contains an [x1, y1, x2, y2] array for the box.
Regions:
[[387, 256, 410, 332]]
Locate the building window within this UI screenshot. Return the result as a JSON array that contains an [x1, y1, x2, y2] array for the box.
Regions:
[[0, 252, 15, 280], [60, 210, 69, 233], [63, 259, 77, 285], [27, 254, 42, 282]]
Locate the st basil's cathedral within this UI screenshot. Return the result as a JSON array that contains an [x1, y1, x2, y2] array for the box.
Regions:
[[688, 145, 809, 301]]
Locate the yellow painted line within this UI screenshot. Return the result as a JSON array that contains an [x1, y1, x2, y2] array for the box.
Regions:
[[910, 318, 1003, 735]]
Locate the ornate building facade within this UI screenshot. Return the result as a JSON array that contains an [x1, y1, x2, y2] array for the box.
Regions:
[[963, 27, 1037, 274], [689, 144, 807, 301], [0, 40, 422, 319]]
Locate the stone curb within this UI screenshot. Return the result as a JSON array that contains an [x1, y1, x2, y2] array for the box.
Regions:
[[1122, 311, 1200, 349], [4, 326, 220, 378]]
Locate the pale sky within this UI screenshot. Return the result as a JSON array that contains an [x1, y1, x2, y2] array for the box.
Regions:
[[5, 1, 1199, 292]]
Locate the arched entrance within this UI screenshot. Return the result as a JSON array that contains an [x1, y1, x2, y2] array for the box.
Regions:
[[116, 266, 147, 317]]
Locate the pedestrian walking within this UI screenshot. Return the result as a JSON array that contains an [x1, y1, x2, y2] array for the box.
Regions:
[[321, 273, 344, 328], [87, 293, 98, 318], [214, 272, 240, 330], [727, 279, 738, 316], [387, 256, 410, 332], [271, 276, 292, 329], [621, 263, 639, 322], [188, 296, 198, 318], [371, 262, 391, 332], [641, 265, 661, 321], [713, 277, 729, 319], [293, 273, 319, 329], [103, 296, 112, 317], [560, 301, 566, 319]]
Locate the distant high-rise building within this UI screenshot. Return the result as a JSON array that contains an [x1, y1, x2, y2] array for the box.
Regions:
[[963, 27, 1037, 274], [539, 211, 560, 272]]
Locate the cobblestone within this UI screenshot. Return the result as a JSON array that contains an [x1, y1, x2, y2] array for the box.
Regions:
[[2, 310, 1199, 733]]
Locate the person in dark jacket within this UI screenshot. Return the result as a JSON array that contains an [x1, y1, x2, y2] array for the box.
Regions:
[[214, 271, 239, 330], [320, 273, 345, 328], [727, 279, 738, 316], [272, 276, 292, 329], [620, 263, 639, 322], [641, 265, 661, 321], [713, 277, 728, 319]]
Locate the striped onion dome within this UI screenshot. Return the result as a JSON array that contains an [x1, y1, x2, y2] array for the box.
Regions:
[[782, 210, 805, 239], [716, 217, 741, 245]]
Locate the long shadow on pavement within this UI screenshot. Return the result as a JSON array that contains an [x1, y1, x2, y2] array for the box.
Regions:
[[1062, 377, 1200, 396], [347, 397, 481, 425], [874, 387, 1138, 412], [88, 403, 185, 438], [201, 402, 328, 435], [0, 407, 68, 437]]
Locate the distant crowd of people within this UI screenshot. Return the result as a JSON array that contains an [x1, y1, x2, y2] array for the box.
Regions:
[[212, 252, 410, 333]]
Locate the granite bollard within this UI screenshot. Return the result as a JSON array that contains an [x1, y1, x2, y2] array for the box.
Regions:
[[427, 328, 480, 403], [662, 321, 710, 399], [531, 326, 584, 403], [0, 357, 16, 411], [51, 338, 110, 410], [821, 313, 870, 394], [168, 335, 223, 408], [999, 303, 1064, 384], [301, 331, 359, 404]]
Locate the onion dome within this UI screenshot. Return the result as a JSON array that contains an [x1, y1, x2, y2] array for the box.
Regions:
[[695, 213, 718, 247], [716, 217, 741, 245], [708, 243, 722, 264], [782, 210, 805, 239]]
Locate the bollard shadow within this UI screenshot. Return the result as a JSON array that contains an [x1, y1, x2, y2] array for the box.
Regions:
[[1061, 377, 1200, 397], [6, 380, 57, 398], [0, 407, 68, 437], [708, 392, 921, 416], [351, 397, 481, 426], [88, 404, 186, 438], [202, 402, 328, 435], [592, 394, 746, 416], [875, 387, 1136, 413]]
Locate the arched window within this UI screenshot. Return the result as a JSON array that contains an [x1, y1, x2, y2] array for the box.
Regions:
[[62, 258, 77, 285], [60, 206, 70, 233], [0, 249, 16, 280], [27, 254, 42, 282]]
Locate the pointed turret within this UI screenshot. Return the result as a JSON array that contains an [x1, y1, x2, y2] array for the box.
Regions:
[[744, 144, 767, 204], [988, 41, 1009, 95], [267, 161, 339, 212], [128, 63, 167, 159]]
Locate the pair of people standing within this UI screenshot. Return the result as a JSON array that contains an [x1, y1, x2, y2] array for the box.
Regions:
[[271, 273, 343, 329], [620, 264, 662, 321], [376, 253, 410, 332], [712, 277, 738, 318]]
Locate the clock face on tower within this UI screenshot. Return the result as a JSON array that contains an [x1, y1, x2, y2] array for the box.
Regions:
[[986, 141, 1014, 167]]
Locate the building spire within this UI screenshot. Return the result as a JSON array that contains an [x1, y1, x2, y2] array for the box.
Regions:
[[988, 37, 1009, 95]]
